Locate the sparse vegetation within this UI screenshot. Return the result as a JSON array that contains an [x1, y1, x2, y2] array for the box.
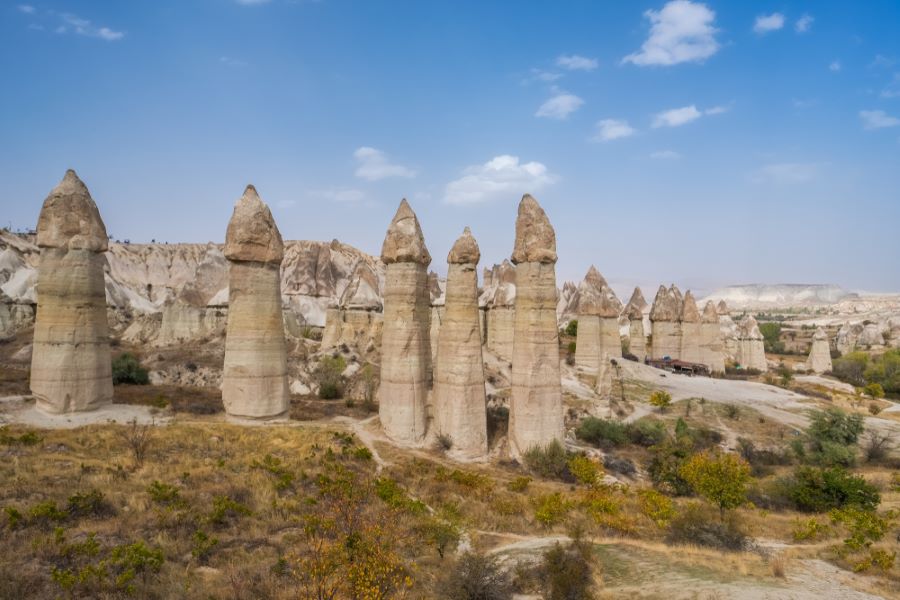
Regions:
[[314, 354, 346, 399], [649, 390, 672, 412], [112, 353, 150, 385]]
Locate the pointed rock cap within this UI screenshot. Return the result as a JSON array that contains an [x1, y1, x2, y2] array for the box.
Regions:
[[584, 265, 608, 289], [448, 227, 480, 264], [739, 315, 763, 340], [624, 287, 648, 319], [650, 285, 679, 322], [511, 194, 557, 264], [701, 301, 719, 324], [380, 199, 431, 266], [812, 326, 828, 341], [717, 300, 729, 315], [224, 185, 285, 264], [680, 291, 701, 323], [36, 169, 109, 252]]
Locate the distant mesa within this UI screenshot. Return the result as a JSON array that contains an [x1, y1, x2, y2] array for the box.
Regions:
[[702, 284, 856, 309]]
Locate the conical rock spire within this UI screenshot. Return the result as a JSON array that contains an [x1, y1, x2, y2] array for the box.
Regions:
[[511, 194, 557, 265], [36, 169, 109, 252], [224, 185, 284, 264], [381, 199, 431, 265], [448, 227, 480, 264]]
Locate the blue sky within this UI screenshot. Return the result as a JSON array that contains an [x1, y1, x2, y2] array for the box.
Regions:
[[2, 1, 899, 294]]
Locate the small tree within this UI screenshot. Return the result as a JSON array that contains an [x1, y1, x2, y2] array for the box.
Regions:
[[649, 390, 672, 413], [112, 353, 150, 385], [863, 383, 885, 401], [680, 450, 751, 519], [565, 320, 578, 337]]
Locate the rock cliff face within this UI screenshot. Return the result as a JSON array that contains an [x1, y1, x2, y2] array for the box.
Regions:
[[221, 186, 290, 419], [806, 327, 833, 374], [736, 315, 768, 372], [479, 260, 516, 361], [650, 285, 682, 360], [378, 200, 432, 446], [704, 284, 855, 309], [624, 287, 648, 361], [679, 291, 702, 364], [508, 195, 563, 457], [699, 301, 726, 373], [573, 266, 622, 397], [30, 170, 114, 413], [433, 228, 488, 459]]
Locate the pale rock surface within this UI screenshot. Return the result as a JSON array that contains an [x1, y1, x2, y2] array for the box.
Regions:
[[736, 315, 768, 372], [649, 285, 681, 360], [31, 170, 114, 413], [679, 291, 703, 363], [433, 228, 488, 459], [379, 200, 432, 445], [480, 260, 516, 361], [624, 287, 648, 361], [699, 301, 726, 373], [806, 327, 833, 374], [222, 186, 289, 419], [717, 300, 730, 315], [573, 267, 622, 397], [509, 195, 564, 457]]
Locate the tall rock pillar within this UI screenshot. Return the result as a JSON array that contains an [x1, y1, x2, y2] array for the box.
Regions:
[[806, 327, 833, 374], [433, 228, 488, 459], [222, 185, 290, 419], [31, 170, 113, 413], [679, 291, 702, 363], [624, 287, 648, 361], [649, 285, 681, 360], [699, 301, 726, 373], [509, 195, 564, 456], [379, 199, 432, 445]]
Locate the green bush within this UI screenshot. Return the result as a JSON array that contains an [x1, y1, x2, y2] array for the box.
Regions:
[[647, 437, 695, 496], [540, 540, 595, 600], [666, 502, 747, 551], [523, 440, 572, 482], [565, 320, 578, 337], [626, 419, 667, 447], [442, 552, 513, 600], [795, 408, 864, 467], [782, 466, 880, 513], [315, 355, 346, 399], [533, 493, 571, 527], [66, 490, 114, 519], [111, 353, 150, 385], [759, 322, 784, 354], [576, 417, 627, 449]]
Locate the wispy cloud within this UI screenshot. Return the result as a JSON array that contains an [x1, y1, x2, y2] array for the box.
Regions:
[[235, 0, 272, 5], [860, 110, 900, 130], [751, 162, 818, 184], [652, 104, 727, 128], [18, 4, 35, 14], [556, 54, 598, 71], [220, 56, 248, 68], [55, 12, 124, 41], [869, 54, 896, 69], [829, 60, 841, 72], [753, 13, 785, 35], [792, 98, 818, 109], [443, 155, 555, 205], [882, 74, 900, 98], [623, 0, 719, 67], [353, 147, 415, 181], [535, 92, 584, 119], [650, 150, 682, 159], [592, 119, 636, 142], [795, 14, 814, 33], [308, 188, 368, 205], [525, 68, 562, 84]]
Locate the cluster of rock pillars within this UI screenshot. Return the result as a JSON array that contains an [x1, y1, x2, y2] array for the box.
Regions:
[[26, 170, 834, 462]]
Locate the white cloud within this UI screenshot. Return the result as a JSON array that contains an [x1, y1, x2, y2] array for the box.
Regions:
[[527, 68, 563, 83], [792, 98, 818, 109], [795, 14, 814, 33], [881, 74, 900, 98], [653, 105, 701, 127], [556, 54, 598, 71], [443, 155, 555, 205], [18, 5, 35, 14], [860, 110, 900, 130], [704, 104, 729, 115], [751, 163, 818, 184], [593, 119, 636, 142], [56, 13, 124, 41], [220, 56, 248, 68], [829, 60, 841, 72], [650, 150, 682, 159], [623, 0, 719, 67], [753, 13, 785, 34], [353, 147, 415, 181], [309, 188, 367, 204], [535, 93, 584, 119], [235, 0, 272, 4]]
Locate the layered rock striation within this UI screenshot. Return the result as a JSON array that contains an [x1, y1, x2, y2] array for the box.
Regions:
[[679, 291, 702, 364], [222, 186, 290, 419], [806, 327, 833, 374], [31, 170, 114, 413], [699, 301, 726, 373], [509, 195, 564, 457], [650, 285, 682, 360], [624, 287, 648, 361], [736, 315, 768, 372]]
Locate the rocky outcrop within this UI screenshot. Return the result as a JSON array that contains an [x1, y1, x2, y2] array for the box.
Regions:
[[574, 267, 622, 397], [509, 195, 564, 457], [31, 170, 114, 413], [624, 287, 648, 361], [480, 260, 516, 361], [717, 300, 729, 315], [322, 259, 384, 353], [736, 315, 768, 372], [379, 200, 432, 445], [650, 285, 682, 360], [806, 327, 832, 374], [433, 228, 487, 459], [221, 186, 290, 419], [679, 291, 702, 363], [699, 301, 726, 373]]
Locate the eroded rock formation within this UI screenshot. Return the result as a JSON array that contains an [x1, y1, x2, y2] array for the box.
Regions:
[[736, 315, 768, 372], [433, 228, 487, 458], [679, 291, 702, 363], [509, 195, 564, 456], [222, 185, 290, 419], [806, 327, 833, 374], [479, 260, 516, 361], [699, 301, 726, 373], [31, 170, 113, 413], [650, 285, 681, 360], [379, 200, 432, 445], [624, 287, 648, 361]]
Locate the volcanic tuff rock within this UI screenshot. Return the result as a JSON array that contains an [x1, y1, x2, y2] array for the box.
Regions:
[[433, 228, 487, 458], [509, 195, 563, 457], [679, 291, 702, 363], [806, 327, 833, 374], [480, 260, 516, 361], [699, 301, 726, 373], [574, 267, 623, 388], [222, 186, 290, 419], [650, 285, 682, 360], [379, 200, 432, 445], [736, 315, 768, 372], [31, 170, 114, 413]]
